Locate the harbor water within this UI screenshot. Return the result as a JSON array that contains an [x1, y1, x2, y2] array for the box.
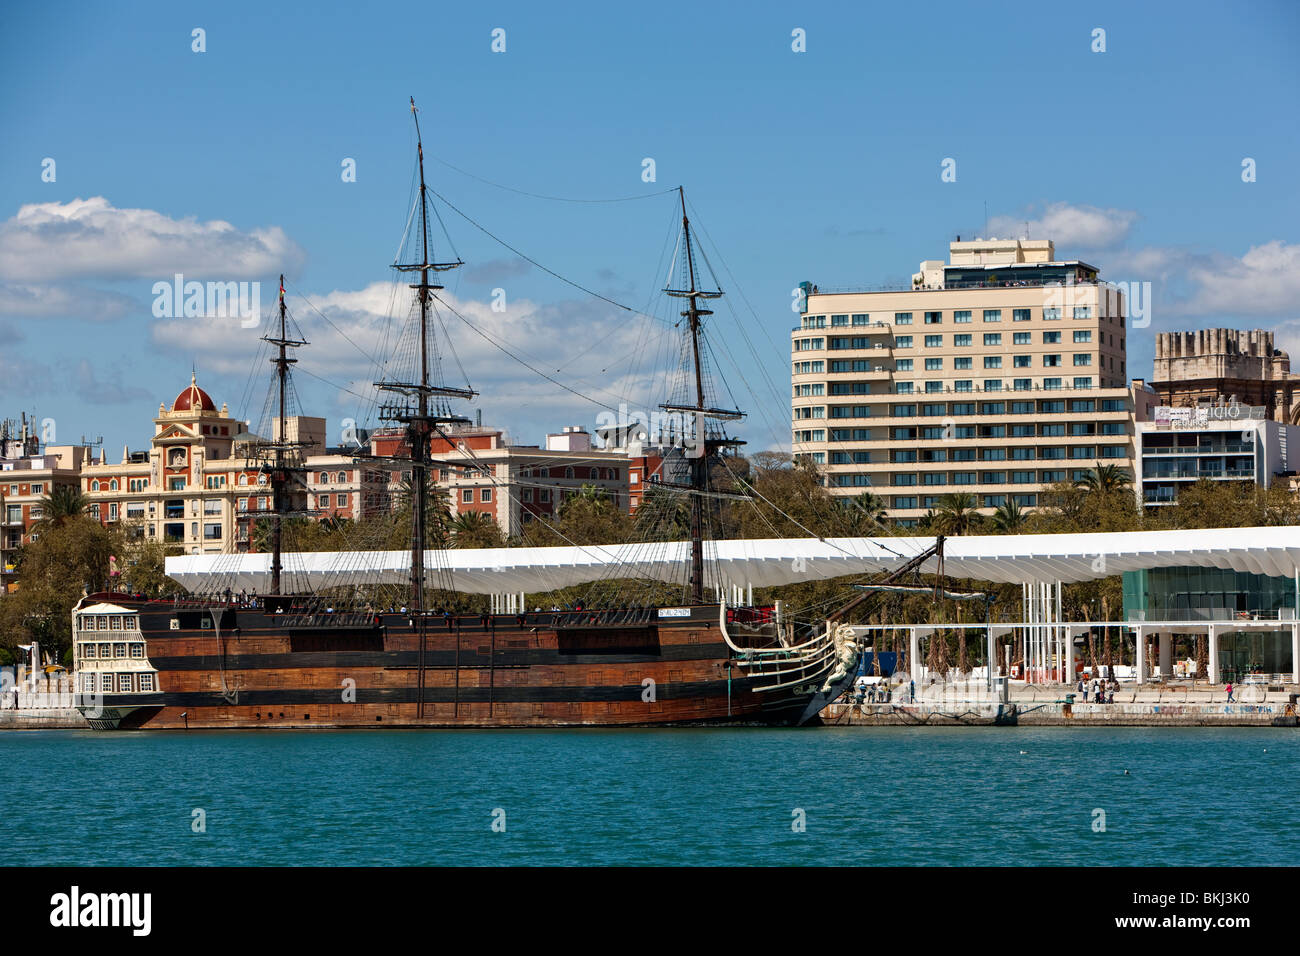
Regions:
[[5, 727, 1296, 866]]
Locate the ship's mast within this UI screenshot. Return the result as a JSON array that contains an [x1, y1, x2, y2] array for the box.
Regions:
[[662, 187, 743, 604], [262, 274, 306, 596], [375, 98, 476, 719], [378, 98, 473, 613]]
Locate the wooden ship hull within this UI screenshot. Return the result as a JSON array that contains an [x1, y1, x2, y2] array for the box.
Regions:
[[80, 598, 843, 729]]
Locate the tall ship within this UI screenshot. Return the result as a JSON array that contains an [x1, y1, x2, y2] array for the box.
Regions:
[[72, 100, 880, 730]]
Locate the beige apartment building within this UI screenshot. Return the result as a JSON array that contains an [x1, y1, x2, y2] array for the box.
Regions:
[[792, 238, 1154, 525]]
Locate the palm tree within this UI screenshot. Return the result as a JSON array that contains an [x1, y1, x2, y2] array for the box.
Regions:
[[451, 511, 502, 549], [841, 492, 888, 534], [934, 492, 982, 536], [35, 484, 88, 530], [1077, 463, 1131, 495], [396, 476, 452, 545], [990, 499, 1027, 533]]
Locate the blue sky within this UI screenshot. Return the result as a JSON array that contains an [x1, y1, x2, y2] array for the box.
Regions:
[[2, 0, 1298, 454]]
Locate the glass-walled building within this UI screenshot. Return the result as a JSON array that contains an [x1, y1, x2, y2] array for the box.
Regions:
[[1123, 566, 1298, 678]]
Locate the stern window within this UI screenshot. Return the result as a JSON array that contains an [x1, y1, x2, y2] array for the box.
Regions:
[[130, 644, 144, 659]]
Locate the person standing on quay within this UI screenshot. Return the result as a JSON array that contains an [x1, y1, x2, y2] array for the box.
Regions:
[[1226, 682, 1235, 703]]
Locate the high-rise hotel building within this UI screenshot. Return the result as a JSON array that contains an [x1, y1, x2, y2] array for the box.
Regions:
[[791, 238, 1155, 524]]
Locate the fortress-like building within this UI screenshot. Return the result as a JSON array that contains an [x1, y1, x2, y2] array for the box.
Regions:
[[1152, 328, 1300, 424]]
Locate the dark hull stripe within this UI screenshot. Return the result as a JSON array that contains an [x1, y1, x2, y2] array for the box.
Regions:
[[147, 641, 735, 671], [157, 676, 790, 708]]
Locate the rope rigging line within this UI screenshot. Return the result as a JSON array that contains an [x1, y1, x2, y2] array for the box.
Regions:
[[426, 186, 675, 328], [425, 154, 682, 204]]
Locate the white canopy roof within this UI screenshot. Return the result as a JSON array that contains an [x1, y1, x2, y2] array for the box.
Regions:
[[164, 526, 1300, 594]]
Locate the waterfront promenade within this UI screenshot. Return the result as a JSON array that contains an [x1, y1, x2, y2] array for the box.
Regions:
[[825, 680, 1299, 727]]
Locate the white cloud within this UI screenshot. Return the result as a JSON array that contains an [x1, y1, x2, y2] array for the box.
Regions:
[[149, 281, 674, 442], [1110, 240, 1300, 318], [73, 359, 151, 405], [0, 197, 305, 282], [988, 202, 1138, 250], [1182, 240, 1300, 315], [0, 281, 136, 320]]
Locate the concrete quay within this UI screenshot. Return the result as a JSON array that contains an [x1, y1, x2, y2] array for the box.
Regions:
[[823, 681, 1300, 727]]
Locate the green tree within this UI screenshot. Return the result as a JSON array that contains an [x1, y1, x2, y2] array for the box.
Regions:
[[1076, 463, 1132, 495], [34, 484, 88, 531], [451, 511, 504, 549], [0, 516, 122, 660], [933, 492, 982, 535], [990, 499, 1027, 533]]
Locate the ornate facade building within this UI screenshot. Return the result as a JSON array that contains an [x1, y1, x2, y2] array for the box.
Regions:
[[82, 377, 272, 554], [1152, 328, 1300, 424]]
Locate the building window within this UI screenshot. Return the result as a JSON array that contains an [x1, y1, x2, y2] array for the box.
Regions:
[[1073, 306, 1092, 319], [984, 356, 1002, 369], [953, 311, 972, 324], [895, 359, 913, 371], [481, 488, 493, 503], [895, 382, 913, 394], [895, 336, 912, 348], [983, 379, 1002, 391], [523, 489, 533, 503], [924, 311, 943, 324], [954, 358, 972, 371], [1043, 354, 1061, 367], [924, 358, 943, 370], [924, 335, 942, 347], [1073, 377, 1093, 389], [983, 333, 1001, 346], [130, 643, 144, 659], [1013, 332, 1031, 345], [540, 490, 551, 503], [954, 334, 972, 347], [461, 489, 473, 503], [1073, 330, 1092, 343], [139, 673, 154, 692], [1013, 309, 1031, 322], [983, 310, 1002, 322], [851, 314, 869, 326], [894, 312, 912, 325]]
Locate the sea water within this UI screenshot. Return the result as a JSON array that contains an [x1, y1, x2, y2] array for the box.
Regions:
[[3, 727, 1294, 866]]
